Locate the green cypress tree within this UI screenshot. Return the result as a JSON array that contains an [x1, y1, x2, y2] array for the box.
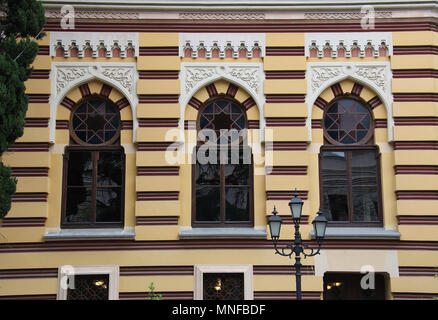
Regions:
[[0, 0, 46, 218]]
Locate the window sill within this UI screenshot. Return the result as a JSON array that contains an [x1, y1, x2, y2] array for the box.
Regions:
[[43, 227, 135, 241], [179, 227, 267, 239], [310, 227, 401, 239]]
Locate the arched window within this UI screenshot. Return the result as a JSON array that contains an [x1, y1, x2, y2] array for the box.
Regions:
[[61, 96, 125, 228], [193, 96, 253, 227], [320, 96, 382, 225]]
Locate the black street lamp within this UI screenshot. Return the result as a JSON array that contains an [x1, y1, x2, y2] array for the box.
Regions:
[[268, 190, 328, 300]]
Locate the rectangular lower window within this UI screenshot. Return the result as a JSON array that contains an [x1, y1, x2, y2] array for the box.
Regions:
[[62, 147, 125, 228], [67, 274, 109, 300], [203, 273, 244, 300], [320, 147, 382, 225]]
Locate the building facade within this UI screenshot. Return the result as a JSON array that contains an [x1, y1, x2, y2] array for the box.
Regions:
[[0, 0, 437, 300]]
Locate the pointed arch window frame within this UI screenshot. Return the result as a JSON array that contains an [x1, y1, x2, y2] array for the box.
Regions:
[[192, 95, 254, 228]]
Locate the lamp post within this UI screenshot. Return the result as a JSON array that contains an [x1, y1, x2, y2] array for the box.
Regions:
[[268, 190, 328, 300]]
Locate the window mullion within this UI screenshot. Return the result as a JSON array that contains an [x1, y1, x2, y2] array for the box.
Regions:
[[220, 163, 226, 225], [347, 151, 354, 223], [92, 151, 98, 225]]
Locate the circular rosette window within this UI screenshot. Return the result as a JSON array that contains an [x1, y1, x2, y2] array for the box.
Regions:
[[198, 98, 247, 145], [323, 98, 373, 145], [70, 98, 121, 145]]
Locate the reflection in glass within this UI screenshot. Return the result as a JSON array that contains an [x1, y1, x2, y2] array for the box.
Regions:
[[196, 186, 220, 221], [321, 151, 349, 221], [65, 186, 92, 223], [96, 187, 122, 222], [225, 187, 249, 221], [67, 152, 92, 186]]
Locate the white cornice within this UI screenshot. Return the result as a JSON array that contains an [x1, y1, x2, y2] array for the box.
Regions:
[[41, 0, 438, 11]]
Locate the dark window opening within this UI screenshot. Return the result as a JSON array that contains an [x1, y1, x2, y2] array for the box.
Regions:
[[324, 273, 386, 300], [67, 274, 109, 300], [193, 96, 253, 227], [203, 273, 244, 300], [62, 96, 125, 228], [320, 95, 382, 226]]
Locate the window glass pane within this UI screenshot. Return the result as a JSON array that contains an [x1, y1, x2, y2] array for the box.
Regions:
[[97, 151, 123, 186], [351, 151, 379, 221], [203, 273, 244, 300], [225, 149, 250, 186], [323, 99, 372, 144], [196, 163, 220, 185], [72, 99, 119, 145], [225, 187, 249, 221], [67, 274, 109, 300], [196, 186, 220, 221], [65, 186, 92, 223], [321, 151, 349, 221], [67, 152, 92, 186], [96, 187, 122, 222]]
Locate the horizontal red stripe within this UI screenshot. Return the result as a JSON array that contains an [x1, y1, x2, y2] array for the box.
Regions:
[[1, 239, 438, 253], [10, 167, 49, 177], [27, 94, 50, 104], [266, 47, 304, 56], [136, 216, 179, 226], [11, 192, 48, 202], [137, 142, 180, 151], [29, 70, 50, 79], [43, 21, 438, 33], [137, 191, 179, 201], [394, 165, 438, 174], [397, 216, 438, 225], [393, 141, 438, 150], [7, 143, 50, 152], [139, 71, 179, 79], [137, 166, 179, 176], [393, 93, 438, 102], [396, 191, 438, 200], [266, 166, 307, 175], [266, 190, 308, 200], [266, 118, 306, 126], [266, 142, 308, 151], [37, 46, 49, 55], [393, 69, 438, 78], [139, 95, 179, 103], [393, 46, 438, 55], [266, 94, 305, 103], [24, 118, 49, 128], [394, 117, 438, 126], [1, 218, 46, 227], [138, 118, 179, 127], [265, 71, 305, 79], [139, 47, 178, 56]]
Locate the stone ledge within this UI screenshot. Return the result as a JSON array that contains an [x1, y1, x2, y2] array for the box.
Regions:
[[310, 227, 401, 239], [179, 227, 267, 239], [43, 227, 135, 241]]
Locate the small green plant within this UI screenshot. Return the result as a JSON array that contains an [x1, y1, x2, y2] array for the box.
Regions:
[[146, 282, 162, 300]]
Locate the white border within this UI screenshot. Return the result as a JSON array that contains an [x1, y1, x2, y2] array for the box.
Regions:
[[180, 62, 265, 141], [57, 265, 119, 300], [306, 61, 393, 142], [50, 62, 139, 143], [194, 264, 254, 300]]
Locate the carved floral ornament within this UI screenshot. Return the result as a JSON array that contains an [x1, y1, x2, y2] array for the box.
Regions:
[[179, 63, 265, 141], [50, 62, 139, 143], [306, 61, 394, 142]]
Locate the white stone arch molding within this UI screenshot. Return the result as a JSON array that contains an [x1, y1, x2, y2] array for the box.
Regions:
[[49, 62, 139, 143], [180, 62, 265, 142], [306, 61, 393, 142]]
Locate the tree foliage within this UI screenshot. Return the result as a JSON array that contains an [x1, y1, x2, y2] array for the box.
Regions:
[[0, 0, 45, 218]]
